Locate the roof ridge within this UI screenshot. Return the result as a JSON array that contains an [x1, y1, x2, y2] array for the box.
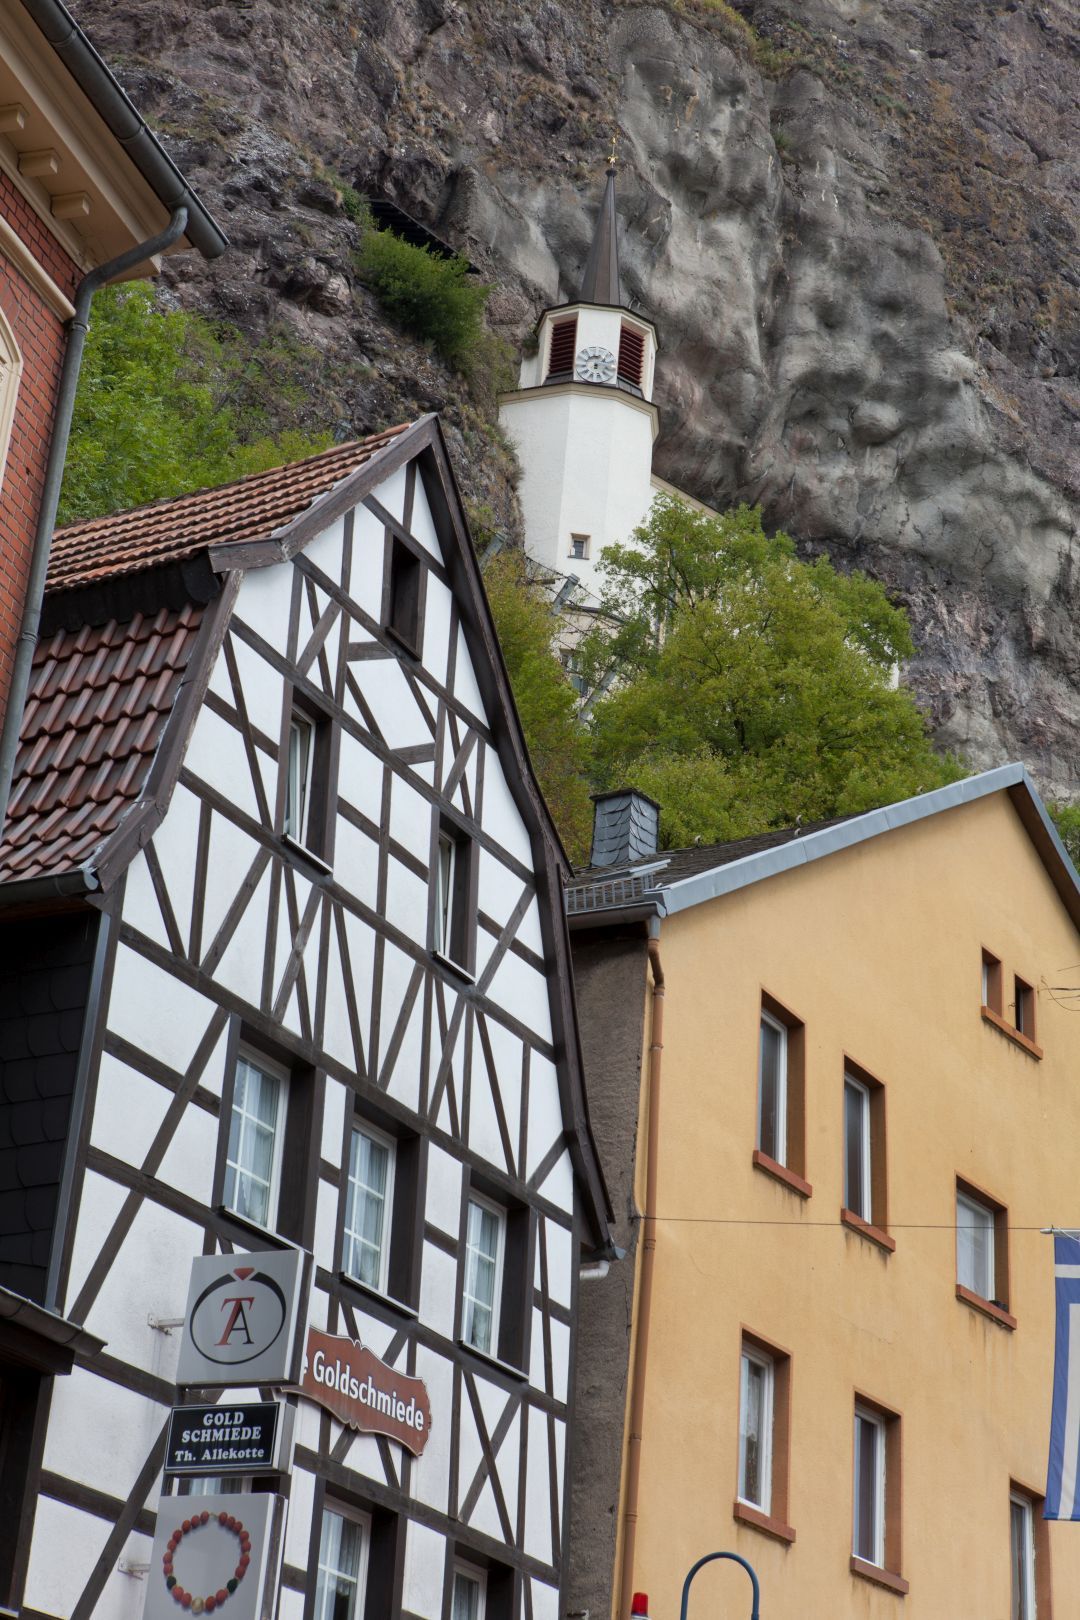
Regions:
[[53, 422, 413, 538]]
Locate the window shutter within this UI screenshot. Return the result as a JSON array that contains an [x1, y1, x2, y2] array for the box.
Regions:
[[617, 324, 645, 387], [545, 317, 577, 379]]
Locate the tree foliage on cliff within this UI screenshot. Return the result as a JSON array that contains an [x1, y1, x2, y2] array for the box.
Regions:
[[482, 550, 593, 864], [59, 283, 331, 525], [582, 496, 963, 849]]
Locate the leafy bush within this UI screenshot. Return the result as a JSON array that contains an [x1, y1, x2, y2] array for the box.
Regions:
[[60, 283, 331, 524], [1050, 804, 1080, 873], [356, 228, 490, 371]]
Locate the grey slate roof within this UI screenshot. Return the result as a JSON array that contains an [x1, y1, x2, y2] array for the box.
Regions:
[[566, 765, 1080, 934], [578, 164, 624, 307]]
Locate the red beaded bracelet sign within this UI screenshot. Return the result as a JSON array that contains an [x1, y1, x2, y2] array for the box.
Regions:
[[162, 1509, 252, 1613]]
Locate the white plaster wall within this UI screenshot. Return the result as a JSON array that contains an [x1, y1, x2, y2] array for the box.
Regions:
[[402, 1519, 446, 1618], [523, 1405, 553, 1566], [285, 1462, 316, 1568], [486, 951, 551, 1044], [90, 1050, 172, 1167], [315, 1177, 340, 1267], [418, 1242, 459, 1338], [524, 1059, 566, 1186], [213, 862, 274, 1009], [185, 704, 262, 824], [451, 627, 486, 728], [44, 1368, 161, 1503], [350, 503, 388, 620], [24, 1496, 115, 1619], [410, 1345, 454, 1515], [543, 1217, 574, 1310], [424, 1147, 463, 1237], [82, 1194, 204, 1374], [107, 943, 219, 1075], [477, 754, 534, 869]]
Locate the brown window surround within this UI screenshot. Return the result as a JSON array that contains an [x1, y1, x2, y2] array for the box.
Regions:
[[733, 1329, 795, 1545], [851, 1393, 906, 1595], [955, 1175, 1015, 1329], [981, 947, 1003, 1015], [1014, 975, 1036, 1041], [1010, 1479, 1053, 1618], [383, 531, 428, 659], [981, 1004, 1043, 1060], [841, 1058, 890, 1252], [753, 991, 810, 1197]]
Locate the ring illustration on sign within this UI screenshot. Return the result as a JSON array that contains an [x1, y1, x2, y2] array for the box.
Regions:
[[162, 1510, 250, 1612], [188, 1266, 288, 1366]]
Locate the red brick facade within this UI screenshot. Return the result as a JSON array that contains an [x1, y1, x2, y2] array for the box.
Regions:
[[0, 171, 80, 731]]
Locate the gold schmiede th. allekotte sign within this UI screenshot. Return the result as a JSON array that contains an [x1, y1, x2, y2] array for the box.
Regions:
[[300, 1326, 432, 1456]]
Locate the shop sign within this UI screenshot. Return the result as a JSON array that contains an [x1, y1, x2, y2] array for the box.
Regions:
[[142, 1489, 284, 1620], [176, 1249, 306, 1387], [164, 1402, 286, 1476], [300, 1326, 431, 1456]]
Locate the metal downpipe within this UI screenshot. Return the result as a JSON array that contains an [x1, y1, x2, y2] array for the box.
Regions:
[[617, 921, 665, 1619], [0, 206, 189, 838]]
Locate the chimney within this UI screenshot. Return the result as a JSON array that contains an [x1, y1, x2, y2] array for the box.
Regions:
[[589, 789, 660, 868]]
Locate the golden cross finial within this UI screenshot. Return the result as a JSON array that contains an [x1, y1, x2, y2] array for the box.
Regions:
[[608, 129, 618, 169]]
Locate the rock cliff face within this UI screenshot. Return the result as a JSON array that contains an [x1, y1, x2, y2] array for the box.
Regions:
[[73, 0, 1079, 795]]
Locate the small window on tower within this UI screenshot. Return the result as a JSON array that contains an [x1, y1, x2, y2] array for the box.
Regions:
[[618, 323, 645, 389], [546, 316, 577, 381], [569, 534, 590, 560]]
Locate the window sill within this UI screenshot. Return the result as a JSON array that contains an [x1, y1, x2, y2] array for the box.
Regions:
[[457, 1339, 528, 1382], [384, 622, 422, 661], [955, 1283, 1016, 1330], [339, 1271, 419, 1321], [981, 1005, 1043, 1060], [732, 1499, 796, 1545], [752, 1150, 812, 1199], [850, 1557, 908, 1596], [216, 1204, 297, 1251], [281, 834, 334, 877], [840, 1208, 896, 1253], [432, 948, 475, 984]]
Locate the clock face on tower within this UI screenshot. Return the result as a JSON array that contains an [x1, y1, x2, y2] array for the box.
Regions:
[[575, 345, 616, 384]]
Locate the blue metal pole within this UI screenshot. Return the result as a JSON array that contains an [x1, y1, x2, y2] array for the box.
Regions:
[[679, 1551, 761, 1620]]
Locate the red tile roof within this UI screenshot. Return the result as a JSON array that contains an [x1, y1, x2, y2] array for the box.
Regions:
[[0, 604, 205, 884], [48, 424, 412, 591]]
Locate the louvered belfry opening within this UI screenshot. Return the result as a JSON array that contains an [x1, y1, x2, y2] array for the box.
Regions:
[[546, 316, 578, 380], [617, 323, 645, 389]]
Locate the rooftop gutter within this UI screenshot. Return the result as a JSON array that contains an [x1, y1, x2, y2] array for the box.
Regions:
[[0, 1282, 105, 1360], [19, 0, 228, 261]]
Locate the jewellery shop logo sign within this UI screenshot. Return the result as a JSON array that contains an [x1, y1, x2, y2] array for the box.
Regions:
[[176, 1248, 306, 1387]]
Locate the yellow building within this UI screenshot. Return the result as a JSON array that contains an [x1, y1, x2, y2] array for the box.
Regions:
[[565, 766, 1080, 1619]]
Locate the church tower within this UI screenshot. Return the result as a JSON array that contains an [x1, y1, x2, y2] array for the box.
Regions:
[[499, 163, 659, 604]]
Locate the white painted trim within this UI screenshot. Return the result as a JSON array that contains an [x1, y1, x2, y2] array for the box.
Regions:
[[343, 1119, 396, 1296], [757, 1012, 788, 1168], [499, 380, 660, 440], [314, 1501, 371, 1620], [451, 1561, 487, 1620], [737, 1346, 774, 1513], [853, 1405, 886, 1567], [463, 1192, 506, 1358], [0, 206, 75, 317], [843, 1075, 872, 1222]]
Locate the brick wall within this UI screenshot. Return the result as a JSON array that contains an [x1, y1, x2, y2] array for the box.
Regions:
[[0, 172, 80, 734]]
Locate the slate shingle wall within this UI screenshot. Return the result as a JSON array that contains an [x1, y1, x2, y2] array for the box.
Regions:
[[0, 911, 98, 1303]]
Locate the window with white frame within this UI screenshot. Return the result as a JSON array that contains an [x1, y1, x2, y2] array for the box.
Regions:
[[462, 1195, 505, 1357], [853, 1405, 886, 1567], [738, 1347, 774, 1512], [343, 1123, 396, 1293], [452, 1563, 486, 1620], [284, 712, 315, 844], [568, 533, 590, 561], [757, 1013, 787, 1165], [843, 1074, 872, 1222], [223, 1050, 286, 1229], [957, 1189, 996, 1300], [1010, 1491, 1037, 1620], [314, 1504, 370, 1620]]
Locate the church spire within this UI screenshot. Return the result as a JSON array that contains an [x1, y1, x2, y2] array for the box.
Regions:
[[578, 158, 624, 308]]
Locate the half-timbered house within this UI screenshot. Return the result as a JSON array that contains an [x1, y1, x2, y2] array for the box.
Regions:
[[0, 415, 610, 1620]]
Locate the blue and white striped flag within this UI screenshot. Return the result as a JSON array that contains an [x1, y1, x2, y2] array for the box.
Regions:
[[1046, 1231, 1080, 1518]]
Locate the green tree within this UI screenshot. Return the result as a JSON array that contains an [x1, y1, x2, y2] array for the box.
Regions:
[[482, 550, 593, 863], [356, 229, 490, 371], [59, 283, 331, 524], [582, 496, 962, 847], [1050, 804, 1080, 873]]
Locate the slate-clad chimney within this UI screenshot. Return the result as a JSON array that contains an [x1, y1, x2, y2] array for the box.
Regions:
[[590, 789, 660, 868]]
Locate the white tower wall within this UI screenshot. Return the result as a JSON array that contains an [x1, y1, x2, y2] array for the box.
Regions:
[[499, 384, 657, 601]]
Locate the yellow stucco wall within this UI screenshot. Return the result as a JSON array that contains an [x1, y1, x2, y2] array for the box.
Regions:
[[627, 792, 1080, 1617]]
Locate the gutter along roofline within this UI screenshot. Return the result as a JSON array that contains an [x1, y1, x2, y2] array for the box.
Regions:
[[18, 0, 228, 260], [566, 765, 1080, 938]]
